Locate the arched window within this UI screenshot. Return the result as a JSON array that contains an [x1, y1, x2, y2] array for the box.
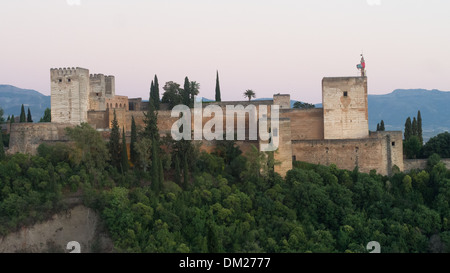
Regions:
[[116, 103, 118, 108], [119, 103, 122, 108]]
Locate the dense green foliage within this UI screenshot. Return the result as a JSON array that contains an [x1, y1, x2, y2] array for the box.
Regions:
[[293, 101, 315, 109], [19, 104, 26, 123], [2, 120, 450, 252], [404, 111, 424, 159], [422, 132, 450, 159], [39, 108, 51, 122]]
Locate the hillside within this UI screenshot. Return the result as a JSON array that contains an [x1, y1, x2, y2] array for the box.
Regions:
[[0, 85, 50, 120]]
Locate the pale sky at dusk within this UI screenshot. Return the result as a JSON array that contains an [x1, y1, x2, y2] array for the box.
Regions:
[[1, 0, 449, 103]]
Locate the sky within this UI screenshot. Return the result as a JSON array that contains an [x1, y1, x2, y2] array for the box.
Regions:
[[1, 0, 449, 103]]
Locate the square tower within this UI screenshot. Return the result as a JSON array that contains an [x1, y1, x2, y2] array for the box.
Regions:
[[322, 77, 369, 139], [51, 67, 90, 124]]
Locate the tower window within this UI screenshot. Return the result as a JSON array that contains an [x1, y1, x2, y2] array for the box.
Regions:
[[68, 78, 71, 83], [343, 91, 348, 97], [392, 142, 396, 146], [58, 79, 62, 83]]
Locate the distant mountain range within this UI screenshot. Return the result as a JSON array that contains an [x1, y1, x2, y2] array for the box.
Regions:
[[0, 85, 50, 120], [1, 85, 449, 141]]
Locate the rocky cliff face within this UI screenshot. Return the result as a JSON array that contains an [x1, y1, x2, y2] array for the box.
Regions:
[[0, 205, 113, 253]]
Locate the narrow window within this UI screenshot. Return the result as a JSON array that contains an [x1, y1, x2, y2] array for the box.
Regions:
[[343, 91, 348, 97], [392, 142, 396, 146], [58, 79, 62, 83], [68, 78, 71, 83], [292, 155, 297, 162]]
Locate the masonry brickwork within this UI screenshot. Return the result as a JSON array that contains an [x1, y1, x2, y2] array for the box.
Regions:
[[9, 67, 405, 177]]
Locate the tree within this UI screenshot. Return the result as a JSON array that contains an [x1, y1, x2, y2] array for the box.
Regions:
[[422, 132, 450, 158], [65, 123, 110, 170], [244, 90, 256, 101], [143, 100, 159, 143], [130, 116, 137, 165], [182, 77, 191, 107], [215, 71, 221, 102], [404, 135, 422, 159], [293, 101, 315, 109], [0, 106, 4, 124], [412, 117, 418, 137], [134, 137, 152, 172], [151, 139, 161, 193], [19, 104, 26, 123], [380, 120, 385, 131], [161, 81, 182, 110], [10, 115, 15, 124], [27, 108, 33, 123], [0, 131, 5, 161], [189, 81, 200, 108], [417, 110, 423, 145], [121, 127, 128, 173], [154, 75, 160, 110], [109, 110, 121, 169], [404, 117, 412, 140], [377, 123, 380, 132], [40, 108, 51, 122]]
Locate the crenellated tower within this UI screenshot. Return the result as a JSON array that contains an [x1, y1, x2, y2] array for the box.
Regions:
[[51, 67, 90, 124]]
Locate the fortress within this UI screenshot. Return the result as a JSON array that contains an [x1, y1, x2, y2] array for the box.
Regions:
[[8, 66, 404, 177]]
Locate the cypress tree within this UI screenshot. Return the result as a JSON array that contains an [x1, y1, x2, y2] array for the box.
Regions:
[[412, 117, 418, 137], [404, 117, 412, 140], [130, 116, 137, 165], [10, 115, 15, 124], [417, 110, 423, 144], [215, 70, 221, 102], [149, 80, 155, 108], [19, 104, 26, 123], [154, 75, 160, 110], [183, 77, 191, 107], [7, 115, 10, 122], [109, 110, 121, 169], [151, 139, 160, 193], [0, 131, 5, 161], [27, 108, 33, 123], [376, 123, 380, 131], [121, 127, 128, 173], [380, 120, 385, 131]]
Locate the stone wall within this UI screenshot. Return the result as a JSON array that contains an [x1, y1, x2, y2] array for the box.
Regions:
[[292, 131, 403, 176], [404, 159, 450, 172], [322, 77, 369, 140], [281, 108, 324, 140], [8, 123, 74, 155]]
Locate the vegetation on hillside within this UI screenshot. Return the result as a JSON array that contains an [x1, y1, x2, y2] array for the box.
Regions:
[[1, 121, 450, 252]]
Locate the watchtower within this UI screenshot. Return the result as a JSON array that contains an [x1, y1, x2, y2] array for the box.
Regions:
[[50, 67, 90, 124], [322, 76, 369, 139]]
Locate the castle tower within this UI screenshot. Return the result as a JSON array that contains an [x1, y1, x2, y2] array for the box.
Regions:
[[88, 74, 115, 111], [51, 67, 90, 124], [322, 77, 369, 139]]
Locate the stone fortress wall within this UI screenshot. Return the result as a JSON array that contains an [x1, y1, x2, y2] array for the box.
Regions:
[[9, 67, 405, 177]]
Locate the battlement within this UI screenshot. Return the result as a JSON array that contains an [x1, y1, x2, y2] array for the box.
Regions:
[[50, 67, 89, 77]]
